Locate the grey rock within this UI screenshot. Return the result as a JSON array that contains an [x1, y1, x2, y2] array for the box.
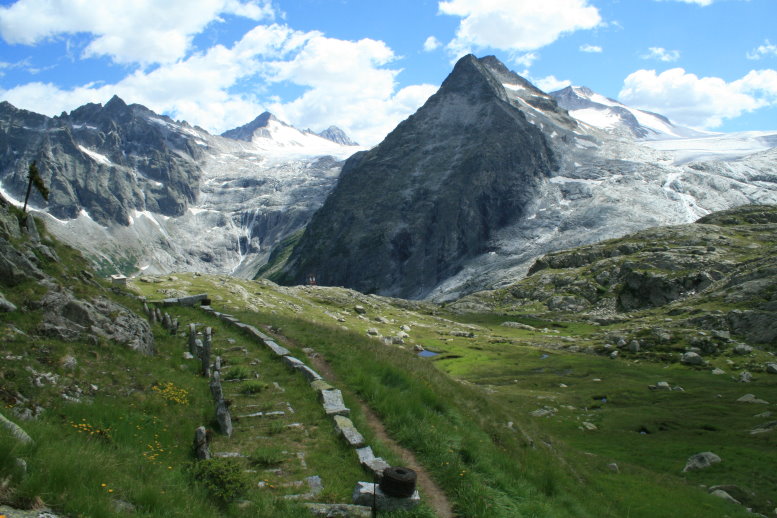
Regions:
[[655, 381, 671, 390], [737, 394, 769, 404], [0, 291, 17, 312], [305, 503, 372, 518], [215, 399, 233, 437], [38, 290, 154, 354], [321, 389, 350, 417], [366, 328, 379, 336], [681, 352, 704, 366], [193, 426, 211, 460], [766, 363, 777, 374], [354, 305, 366, 314], [352, 481, 420, 511], [264, 340, 290, 357], [709, 489, 740, 505], [733, 343, 754, 355], [0, 411, 34, 445], [333, 415, 365, 448], [739, 371, 753, 383], [682, 451, 721, 472], [711, 368, 726, 375], [607, 463, 619, 473]]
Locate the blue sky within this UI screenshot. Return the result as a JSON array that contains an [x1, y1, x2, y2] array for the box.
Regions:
[[1, 0, 775, 145]]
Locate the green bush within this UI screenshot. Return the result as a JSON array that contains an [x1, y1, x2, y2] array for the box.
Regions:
[[191, 459, 250, 503], [248, 446, 285, 467], [240, 380, 267, 394], [222, 365, 252, 380]]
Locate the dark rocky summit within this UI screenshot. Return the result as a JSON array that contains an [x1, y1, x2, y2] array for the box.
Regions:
[[0, 96, 201, 226], [274, 55, 561, 298]]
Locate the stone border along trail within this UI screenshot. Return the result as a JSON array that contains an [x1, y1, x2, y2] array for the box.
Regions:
[[150, 295, 439, 516], [305, 349, 455, 518]]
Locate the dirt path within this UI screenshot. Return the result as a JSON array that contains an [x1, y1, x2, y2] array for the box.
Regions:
[[290, 341, 455, 518]]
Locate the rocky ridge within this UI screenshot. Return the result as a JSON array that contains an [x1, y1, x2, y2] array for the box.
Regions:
[[451, 204, 777, 349], [0, 98, 359, 278]]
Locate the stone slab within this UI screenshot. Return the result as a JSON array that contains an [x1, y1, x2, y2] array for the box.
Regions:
[[282, 356, 305, 369], [298, 365, 323, 382], [305, 503, 372, 518], [334, 415, 364, 447], [311, 379, 334, 392], [321, 389, 350, 416], [265, 340, 291, 357], [352, 481, 420, 511]]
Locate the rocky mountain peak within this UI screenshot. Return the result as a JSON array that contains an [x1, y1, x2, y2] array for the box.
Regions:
[[272, 53, 558, 298], [315, 126, 358, 146], [221, 112, 282, 141]]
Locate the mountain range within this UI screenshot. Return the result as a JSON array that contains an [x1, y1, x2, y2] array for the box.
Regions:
[[1, 54, 776, 299]]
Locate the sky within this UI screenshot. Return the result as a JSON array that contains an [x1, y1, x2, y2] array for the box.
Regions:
[[0, 0, 775, 146]]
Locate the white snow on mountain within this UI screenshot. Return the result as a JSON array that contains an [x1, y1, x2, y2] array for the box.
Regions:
[[37, 112, 362, 278]]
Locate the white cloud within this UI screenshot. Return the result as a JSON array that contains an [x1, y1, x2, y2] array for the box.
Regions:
[[512, 53, 538, 68], [534, 75, 571, 93], [0, 23, 438, 146], [748, 40, 777, 60], [579, 44, 602, 53], [642, 47, 680, 62], [423, 36, 441, 52], [0, 0, 275, 66], [619, 67, 777, 128], [438, 0, 601, 58]]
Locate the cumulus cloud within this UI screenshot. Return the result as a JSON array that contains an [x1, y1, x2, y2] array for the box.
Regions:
[[619, 67, 777, 128], [748, 40, 777, 60], [438, 0, 601, 57], [423, 36, 441, 52], [0, 23, 437, 146], [0, 0, 276, 66], [579, 44, 602, 53], [642, 47, 680, 62], [534, 75, 572, 93]]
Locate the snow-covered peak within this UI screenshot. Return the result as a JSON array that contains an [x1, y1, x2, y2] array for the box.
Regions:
[[551, 85, 712, 140], [221, 113, 361, 159]]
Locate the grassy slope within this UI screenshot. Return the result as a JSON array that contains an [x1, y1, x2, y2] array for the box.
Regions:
[[130, 269, 772, 517]]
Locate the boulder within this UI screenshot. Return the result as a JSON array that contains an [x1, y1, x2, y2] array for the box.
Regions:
[[0, 291, 16, 312], [766, 363, 777, 374], [737, 394, 769, 404], [682, 452, 721, 472], [681, 352, 704, 366], [733, 343, 753, 355]]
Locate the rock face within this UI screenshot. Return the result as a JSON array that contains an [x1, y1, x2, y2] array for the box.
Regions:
[[0, 99, 358, 278], [453, 204, 777, 347], [274, 54, 559, 298], [0, 96, 201, 226]]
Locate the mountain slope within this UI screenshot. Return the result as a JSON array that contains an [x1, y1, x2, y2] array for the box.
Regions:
[[0, 99, 359, 278], [550, 85, 710, 140], [272, 55, 777, 300], [273, 54, 563, 298]]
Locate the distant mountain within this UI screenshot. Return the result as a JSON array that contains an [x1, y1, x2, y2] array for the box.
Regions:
[[221, 112, 358, 148], [314, 126, 359, 146], [271, 55, 777, 300], [550, 86, 711, 140], [0, 98, 359, 277]]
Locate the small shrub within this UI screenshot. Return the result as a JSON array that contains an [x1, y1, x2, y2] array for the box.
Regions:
[[266, 420, 286, 436], [249, 446, 285, 467], [223, 366, 251, 380], [191, 458, 250, 503], [240, 380, 267, 395]]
